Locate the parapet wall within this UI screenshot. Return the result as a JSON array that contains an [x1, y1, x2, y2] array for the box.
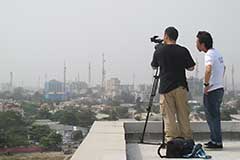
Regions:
[[71, 121, 240, 160], [124, 121, 240, 143]]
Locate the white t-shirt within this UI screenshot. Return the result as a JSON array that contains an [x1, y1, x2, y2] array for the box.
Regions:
[[205, 48, 225, 92]]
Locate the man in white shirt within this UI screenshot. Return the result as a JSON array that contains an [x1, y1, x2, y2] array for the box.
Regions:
[[196, 31, 225, 149]]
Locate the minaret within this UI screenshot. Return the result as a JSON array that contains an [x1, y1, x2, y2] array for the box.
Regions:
[[64, 61, 66, 94], [195, 58, 199, 80], [132, 73, 135, 91], [78, 72, 80, 82], [88, 62, 91, 87], [225, 74, 228, 92], [10, 72, 13, 89], [232, 64, 235, 96], [102, 54, 106, 92], [44, 73, 48, 94], [38, 76, 41, 90], [44, 73, 48, 84]]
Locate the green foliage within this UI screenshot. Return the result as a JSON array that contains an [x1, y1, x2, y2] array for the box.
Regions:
[[50, 110, 65, 121], [51, 109, 96, 127], [72, 130, 83, 141], [0, 129, 6, 148], [5, 127, 29, 147], [40, 131, 62, 150], [31, 91, 43, 103], [0, 111, 26, 130], [120, 91, 135, 103], [221, 108, 232, 121], [152, 105, 160, 113], [29, 125, 51, 142], [59, 111, 79, 126], [36, 109, 52, 119], [22, 102, 39, 118], [12, 87, 27, 100], [0, 111, 28, 147], [115, 106, 129, 118], [236, 99, 240, 110], [0, 91, 12, 99], [78, 109, 96, 127], [102, 109, 118, 121]]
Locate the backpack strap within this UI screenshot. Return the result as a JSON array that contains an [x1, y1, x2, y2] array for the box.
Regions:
[[157, 143, 167, 158], [183, 143, 212, 159]]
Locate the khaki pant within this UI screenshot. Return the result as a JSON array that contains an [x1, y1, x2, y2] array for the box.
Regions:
[[160, 86, 193, 142]]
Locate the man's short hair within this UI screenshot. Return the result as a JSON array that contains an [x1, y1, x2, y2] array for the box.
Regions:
[[165, 27, 178, 41], [196, 31, 213, 49]]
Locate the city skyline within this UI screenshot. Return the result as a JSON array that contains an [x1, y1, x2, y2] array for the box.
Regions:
[[0, 0, 240, 88]]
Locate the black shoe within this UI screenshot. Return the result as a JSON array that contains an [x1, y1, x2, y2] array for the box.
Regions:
[[204, 141, 212, 146], [204, 142, 223, 149]]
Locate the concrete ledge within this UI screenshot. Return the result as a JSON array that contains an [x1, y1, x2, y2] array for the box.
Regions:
[[71, 121, 240, 160], [124, 121, 240, 142], [124, 121, 240, 133], [70, 121, 126, 160]]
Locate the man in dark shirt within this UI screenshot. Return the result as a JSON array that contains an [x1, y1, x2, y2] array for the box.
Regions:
[[151, 27, 195, 142]]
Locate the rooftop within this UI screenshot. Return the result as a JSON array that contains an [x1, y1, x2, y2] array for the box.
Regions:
[[70, 121, 240, 160]]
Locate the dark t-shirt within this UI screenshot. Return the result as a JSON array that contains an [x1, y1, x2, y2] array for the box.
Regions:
[[151, 44, 195, 94]]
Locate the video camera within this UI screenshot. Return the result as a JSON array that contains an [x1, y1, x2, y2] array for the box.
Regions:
[[150, 36, 164, 50], [150, 35, 163, 44]]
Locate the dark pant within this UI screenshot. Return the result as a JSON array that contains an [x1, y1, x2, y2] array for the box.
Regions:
[[203, 88, 224, 144]]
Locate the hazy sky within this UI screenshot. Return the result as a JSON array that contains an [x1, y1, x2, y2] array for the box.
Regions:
[[0, 0, 239, 88]]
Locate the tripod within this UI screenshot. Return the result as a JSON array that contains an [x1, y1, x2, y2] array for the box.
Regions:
[[140, 68, 166, 148]]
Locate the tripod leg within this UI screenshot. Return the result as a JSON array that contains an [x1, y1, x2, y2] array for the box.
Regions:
[[140, 97, 153, 143], [162, 118, 166, 148], [140, 69, 159, 144]]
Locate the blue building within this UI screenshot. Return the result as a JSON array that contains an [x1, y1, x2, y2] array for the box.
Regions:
[[44, 79, 66, 101]]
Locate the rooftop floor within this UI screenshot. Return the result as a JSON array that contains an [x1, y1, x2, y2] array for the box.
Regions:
[[70, 121, 240, 160], [127, 141, 240, 160]]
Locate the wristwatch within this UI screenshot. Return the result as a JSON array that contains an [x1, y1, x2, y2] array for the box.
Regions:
[[204, 83, 209, 87]]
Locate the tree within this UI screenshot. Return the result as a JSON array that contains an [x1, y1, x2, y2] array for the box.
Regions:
[[0, 91, 11, 99], [31, 91, 43, 103], [72, 130, 83, 141], [22, 102, 39, 118], [120, 91, 135, 103], [36, 109, 52, 119], [236, 99, 240, 110], [29, 125, 51, 143], [50, 110, 65, 121], [0, 111, 28, 147], [78, 109, 96, 127], [12, 87, 26, 100], [0, 111, 26, 130], [51, 109, 96, 127], [59, 111, 79, 126], [221, 109, 232, 121], [5, 127, 29, 147], [115, 106, 129, 118], [0, 129, 6, 148], [40, 131, 62, 150], [152, 105, 160, 113]]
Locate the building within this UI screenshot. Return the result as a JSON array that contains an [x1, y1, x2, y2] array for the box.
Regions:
[[34, 119, 88, 144], [69, 81, 88, 95], [105, 78, 121, 99], [0, 83, 12, 92], [44, 80, 65, 101], [187, 77, 203, 100], [0, 102, 24, 116], [135, 84, 152, 103], [120, 84, 134, 93]]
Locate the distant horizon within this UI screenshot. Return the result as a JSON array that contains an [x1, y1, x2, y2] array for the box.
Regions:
[[0, 0, 239, 88]]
